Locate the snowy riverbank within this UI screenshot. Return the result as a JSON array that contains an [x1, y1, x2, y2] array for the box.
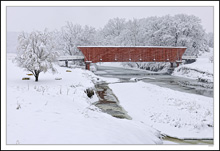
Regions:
[[7, 53, 162, 144], [109, 81, 213, 139], [173, 48, 213, 82]]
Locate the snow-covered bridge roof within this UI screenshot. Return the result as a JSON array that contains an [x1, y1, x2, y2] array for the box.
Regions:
[[78, 46, 187, 49]]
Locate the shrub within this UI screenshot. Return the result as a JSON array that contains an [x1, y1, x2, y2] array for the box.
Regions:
[[84, 88, 94, 98]]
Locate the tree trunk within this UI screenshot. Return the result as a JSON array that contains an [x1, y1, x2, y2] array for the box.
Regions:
[[34, 70, 40, 82], [35, 75, 39, 82], [65, 60, 68, 67], [174, 33, 178, 46]]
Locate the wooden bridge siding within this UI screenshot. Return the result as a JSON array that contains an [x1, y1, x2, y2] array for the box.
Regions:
[[82, 48, 88, 61], [79, 47, 186, 63], [180, 48, 186, 60], [120, 47, 128, 62], [146, 48, 150, 62], [116, 48, 122, 61], [165, 49, 171, 61], [130, 48, 138, 62], [169, 48, 175, 61]]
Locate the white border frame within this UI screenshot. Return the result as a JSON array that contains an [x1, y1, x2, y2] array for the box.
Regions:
[[1, 1, 219, 150]]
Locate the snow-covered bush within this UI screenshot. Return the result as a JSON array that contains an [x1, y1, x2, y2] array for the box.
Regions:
[[15, 29, 59, 81]]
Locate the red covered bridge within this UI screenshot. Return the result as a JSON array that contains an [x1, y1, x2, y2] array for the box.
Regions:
[[77, 46, 187, 70]]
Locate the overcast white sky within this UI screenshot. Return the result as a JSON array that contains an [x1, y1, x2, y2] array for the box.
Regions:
[[7, 6, 213, 33]]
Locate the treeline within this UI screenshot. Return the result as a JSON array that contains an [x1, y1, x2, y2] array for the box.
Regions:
[[47, 14, 213, 57], [16, 14, 213, 71]]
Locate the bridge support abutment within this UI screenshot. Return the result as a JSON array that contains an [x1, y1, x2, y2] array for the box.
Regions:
[[176, 60, 182, 67], [170, 62, 174, 68], [85, 61, 92, 70], [176, 62, 179, 67], [65, 60, 68, 67]]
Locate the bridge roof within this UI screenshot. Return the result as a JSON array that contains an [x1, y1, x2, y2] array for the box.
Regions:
[[78, 46, 187, 49]]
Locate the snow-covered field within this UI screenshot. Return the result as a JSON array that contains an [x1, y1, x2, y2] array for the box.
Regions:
[[173, 48, 214, 82], [109, 81, 213, 139], [7, 53, 162, 144]]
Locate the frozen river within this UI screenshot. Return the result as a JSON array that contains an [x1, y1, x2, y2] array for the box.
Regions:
[[94, 65, 213, 98]]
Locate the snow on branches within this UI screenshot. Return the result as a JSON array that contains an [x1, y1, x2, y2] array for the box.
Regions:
[[15, 29, 59, 81]]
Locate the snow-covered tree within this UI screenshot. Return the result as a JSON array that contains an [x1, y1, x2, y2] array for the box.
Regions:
[[81, 25, 96, 45], [95, 14, 210, 71], [50, 29, 63, 53], [60, 22, 82, 56], [120, 18, 142, 46], [100, 18, 126, 45], [206, 32, 214, 48], [137, 14, 209, 56], [15, 29, 58, 81], [60, 22, 96, 56]]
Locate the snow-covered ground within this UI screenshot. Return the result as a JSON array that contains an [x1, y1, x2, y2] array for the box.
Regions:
[[173, 48, 214, 82], [7, 53, 162, 144], [6, 51, 214, 144], [109, 81, 213, 139]]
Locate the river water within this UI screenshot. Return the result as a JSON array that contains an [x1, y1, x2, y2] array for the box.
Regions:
[[95, 66, 213, 98], [93, 65, 213, 145], [93, 82, 132, 120]]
